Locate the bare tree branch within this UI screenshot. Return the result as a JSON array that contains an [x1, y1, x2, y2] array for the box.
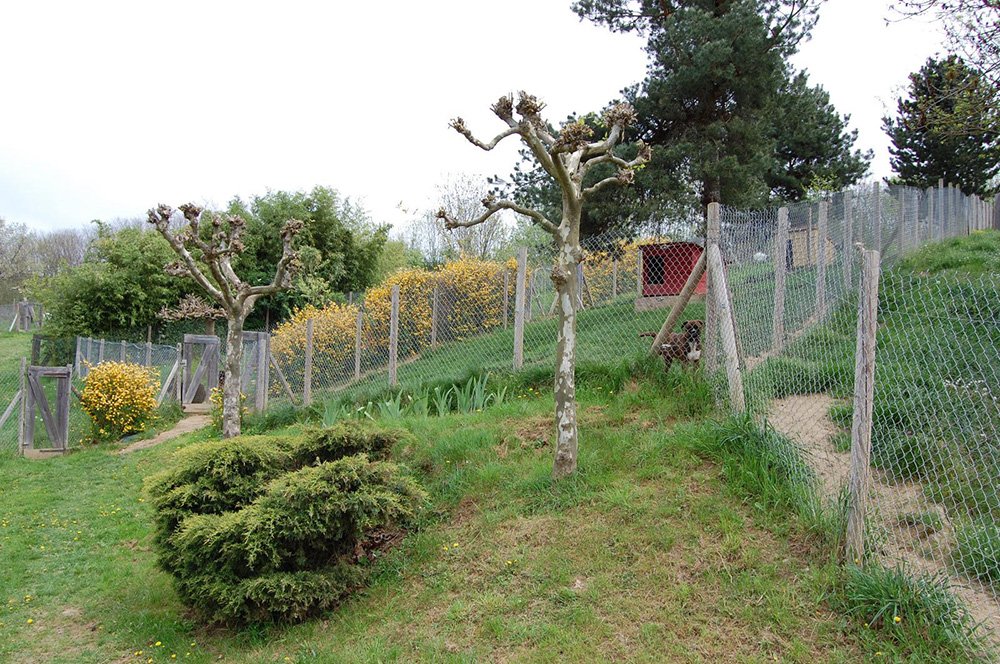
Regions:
[[436, 195, 558, 235]]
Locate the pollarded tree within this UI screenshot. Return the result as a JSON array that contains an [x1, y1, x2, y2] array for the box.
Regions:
[[148, 204, 302, 438], [437, 92, 650, 479]]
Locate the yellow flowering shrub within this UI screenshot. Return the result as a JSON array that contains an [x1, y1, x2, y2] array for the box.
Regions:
[[80, 361, 159, 442], [271, 257, 517, 385], [208, 386, 248, 431]]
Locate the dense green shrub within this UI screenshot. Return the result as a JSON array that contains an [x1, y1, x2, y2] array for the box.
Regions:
[[145, 421, 424, 624]]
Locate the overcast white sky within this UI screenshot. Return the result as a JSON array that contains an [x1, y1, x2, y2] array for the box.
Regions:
[[0, 0, 945, 233]]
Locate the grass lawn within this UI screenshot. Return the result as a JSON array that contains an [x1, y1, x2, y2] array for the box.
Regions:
[[0, 359, 980, 663]]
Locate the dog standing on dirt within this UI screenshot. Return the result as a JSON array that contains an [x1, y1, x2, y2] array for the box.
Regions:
[[639, 320, 705, 372]]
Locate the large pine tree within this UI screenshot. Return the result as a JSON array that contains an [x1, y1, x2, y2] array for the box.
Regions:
[[883, 55, 1000, 197], [573, 0, 869, 213]]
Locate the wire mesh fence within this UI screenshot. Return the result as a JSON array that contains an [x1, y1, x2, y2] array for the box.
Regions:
[[705, 182, 1000, 651], [0, 303, 17, 331]]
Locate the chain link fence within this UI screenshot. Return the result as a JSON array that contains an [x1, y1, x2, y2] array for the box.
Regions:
[[706, 182, 999, 652]]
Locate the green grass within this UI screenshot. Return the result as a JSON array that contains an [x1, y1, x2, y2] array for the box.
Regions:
[[836, 564, 987, 661], [0, 362, 986, 662]]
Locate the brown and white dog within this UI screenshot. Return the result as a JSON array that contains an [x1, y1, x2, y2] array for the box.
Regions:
[[639, 320, 704, 372]]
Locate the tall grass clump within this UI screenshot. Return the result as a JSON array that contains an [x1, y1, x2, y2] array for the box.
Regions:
[[837, 564, 988, 661]]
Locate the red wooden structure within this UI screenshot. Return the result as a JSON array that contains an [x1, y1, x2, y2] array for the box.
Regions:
[[640, 242, 707, 297]]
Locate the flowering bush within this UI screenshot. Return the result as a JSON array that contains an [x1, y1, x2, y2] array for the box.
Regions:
[[271, 256, 517, 386], [209, 386, 248, 432], [80, 361, 159, 442]]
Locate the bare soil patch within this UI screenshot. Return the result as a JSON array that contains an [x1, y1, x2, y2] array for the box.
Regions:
[[769, 393, 1000, 643], [117, 415, 210, 454]]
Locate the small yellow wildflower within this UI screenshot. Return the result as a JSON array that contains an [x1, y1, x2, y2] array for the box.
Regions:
[[893, 615, 901, 624], [26, 618, 33, 624]]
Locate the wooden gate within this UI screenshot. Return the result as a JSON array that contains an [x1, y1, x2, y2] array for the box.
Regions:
[[20, 364, 72, 455], [181, 334, 220, 404]]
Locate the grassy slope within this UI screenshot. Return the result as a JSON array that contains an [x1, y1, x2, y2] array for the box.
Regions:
[[0, 368, 877, 664], [3, 237, 995, 662]]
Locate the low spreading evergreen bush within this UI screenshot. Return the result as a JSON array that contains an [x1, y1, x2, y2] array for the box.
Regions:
[[145, 421, 426, 624]]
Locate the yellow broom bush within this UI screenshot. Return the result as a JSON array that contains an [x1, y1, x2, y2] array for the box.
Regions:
[[80, 361, 160, 442], [271, 256, 517, 385]]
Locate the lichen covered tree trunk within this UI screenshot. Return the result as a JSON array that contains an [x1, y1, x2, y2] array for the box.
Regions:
[[222, 314, 244, 439], [552, 237, 581, 478]]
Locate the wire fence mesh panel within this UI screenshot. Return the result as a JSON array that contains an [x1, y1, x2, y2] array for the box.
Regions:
[[701, 183, 999, 654], [866, 272, 1000, 641]]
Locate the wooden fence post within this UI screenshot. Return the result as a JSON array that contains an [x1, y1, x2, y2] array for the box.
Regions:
[[74, 337, 82, 378], [707, 244, 745, 412], [354, 308, 363, 380], [98, 339, 105, 365], [85, 337, 93, 377], [773, 207, 789, 352], [636, 247, 643, 297], [388, 285, 400, 387], [925, 186, 934, 243], [846, 248, 881, 564], [806, 206, 813, 264], [704, 203, 721, 373], [17, 358, 27, 455], [304, 320, 314, 407], [175, 344, 183, 402], [120, 340, 126, 362], [937, 179, 945, 240], [260, 334, 270, 411], [503, 272, 510, 329], [872, 182, 882, 252], [431, 285, 440, 346], [816, 201, 828, 317], [513, 247, 527, 371], [843, 191, 853, 292], [145, 341, 153, 368]]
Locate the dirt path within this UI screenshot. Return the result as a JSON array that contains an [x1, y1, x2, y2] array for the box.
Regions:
[[117, 415, 211, 455], [768, 393, 1000, 648]]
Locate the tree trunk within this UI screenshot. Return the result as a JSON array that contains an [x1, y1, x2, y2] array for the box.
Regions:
[[551, 235, 580, 480], [222, 315, 244, 438], [206, 318, 216, 336]]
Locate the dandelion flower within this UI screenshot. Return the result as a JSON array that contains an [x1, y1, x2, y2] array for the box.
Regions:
[[893, 615, 901, 624]]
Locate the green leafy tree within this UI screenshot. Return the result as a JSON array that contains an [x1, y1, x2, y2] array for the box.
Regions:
[[33, 224, 193, 339], [227, 187, 388, 322], [883, 55, 1000, 196]]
